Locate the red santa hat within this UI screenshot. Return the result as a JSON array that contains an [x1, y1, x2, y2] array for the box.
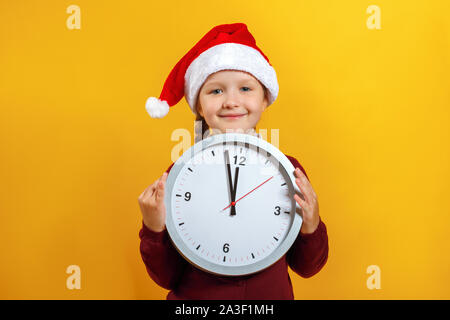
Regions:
[[145, 23, 279, 118]]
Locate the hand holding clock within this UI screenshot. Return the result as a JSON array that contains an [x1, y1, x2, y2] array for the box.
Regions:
[[294, 168, 320, 235], [137, 159, 319, 237]]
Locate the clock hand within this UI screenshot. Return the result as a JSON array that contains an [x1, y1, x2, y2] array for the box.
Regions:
[[222, 175, 274, 211], [231, 166, 239, 216], [224, 150, 236, 216]]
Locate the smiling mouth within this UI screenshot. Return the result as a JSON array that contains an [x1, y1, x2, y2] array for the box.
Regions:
[[219, 114, 247, 119]]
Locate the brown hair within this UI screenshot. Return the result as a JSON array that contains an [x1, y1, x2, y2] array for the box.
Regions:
[[194, 113, 210, 143]]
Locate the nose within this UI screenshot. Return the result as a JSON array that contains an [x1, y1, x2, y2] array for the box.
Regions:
[[223, 90, 240, 109]]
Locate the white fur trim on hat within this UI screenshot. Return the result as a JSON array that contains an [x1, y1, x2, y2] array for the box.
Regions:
[[184, 43, 279, 115], [145, 97, 170, 118]]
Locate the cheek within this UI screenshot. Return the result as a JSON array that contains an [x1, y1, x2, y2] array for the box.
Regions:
[[203, 108, 220, 124], [198, 97, 212, 117], [203, 106, 217, 118], [247, 103, 265, 115]]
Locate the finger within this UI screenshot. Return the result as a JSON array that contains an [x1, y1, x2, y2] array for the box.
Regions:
[[145, 181, 159, 199], [153, 177, 161, 194], [294, 193, 308, 211], [294, 167, 307, 180], [295, 168, 317, 199], [152, 172, 167, 196], [140, 182, 155, 199], [294, 169, 316, 201], [295, 178, 313, 204], [155, 172, 168, 202]]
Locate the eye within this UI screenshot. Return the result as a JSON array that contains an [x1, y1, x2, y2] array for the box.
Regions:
[[210, 89, 222, 94], [241, 87, 251, 92]]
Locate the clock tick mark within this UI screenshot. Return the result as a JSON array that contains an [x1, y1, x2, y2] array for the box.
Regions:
[[188, 167, 193, 172]]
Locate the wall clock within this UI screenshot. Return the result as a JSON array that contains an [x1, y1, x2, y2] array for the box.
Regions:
[[165, 133, 303, 276]]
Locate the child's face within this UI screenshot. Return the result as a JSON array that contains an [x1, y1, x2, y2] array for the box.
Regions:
[[196, 70, 268, 134]]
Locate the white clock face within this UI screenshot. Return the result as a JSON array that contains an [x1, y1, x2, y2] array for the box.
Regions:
[[165, 133, 302, 276]]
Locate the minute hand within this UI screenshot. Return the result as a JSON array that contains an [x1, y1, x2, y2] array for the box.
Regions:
[[222, 175, 274, 211]]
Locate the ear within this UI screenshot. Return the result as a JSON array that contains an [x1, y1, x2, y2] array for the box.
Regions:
[[195, 95, 204, 117], [196, 103, 204, 117], [262, 88, 269, 110]]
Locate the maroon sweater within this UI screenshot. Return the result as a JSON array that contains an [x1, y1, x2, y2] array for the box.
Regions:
[[139, 154, 329, 300]]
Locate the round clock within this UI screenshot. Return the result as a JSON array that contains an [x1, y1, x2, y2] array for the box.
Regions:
[[165, 132, 303, 276]]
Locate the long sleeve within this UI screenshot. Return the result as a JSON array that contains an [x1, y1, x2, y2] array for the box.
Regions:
[[284, 154, 329, 278], [138, 162, 188, 290], [287, 217, 329, 278], [139, 222, 188, 290]]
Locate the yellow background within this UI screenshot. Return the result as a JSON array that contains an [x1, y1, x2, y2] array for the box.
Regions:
[[1, 0, 449, 299]]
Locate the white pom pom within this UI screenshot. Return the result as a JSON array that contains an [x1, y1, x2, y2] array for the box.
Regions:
[[145, 97, 170, 118]]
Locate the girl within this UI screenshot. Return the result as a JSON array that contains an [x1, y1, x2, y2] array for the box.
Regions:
[[138, 23, 328, 300]]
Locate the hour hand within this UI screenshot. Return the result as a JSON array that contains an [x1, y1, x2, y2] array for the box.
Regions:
[[231, 167, 239, 215], [224, 150, 237, 216]]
